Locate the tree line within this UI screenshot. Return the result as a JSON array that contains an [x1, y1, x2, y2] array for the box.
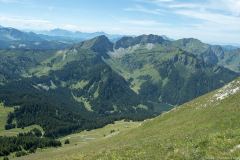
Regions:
[[0, 128, 61, 158]]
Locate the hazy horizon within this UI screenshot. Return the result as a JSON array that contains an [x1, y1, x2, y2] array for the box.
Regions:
[[0, 0, 240, 45]]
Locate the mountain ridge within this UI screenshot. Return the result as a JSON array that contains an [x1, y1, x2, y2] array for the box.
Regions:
[[0, 30, 239, 138], [114, 34, 168, 49], [77, 35, 114, 54]]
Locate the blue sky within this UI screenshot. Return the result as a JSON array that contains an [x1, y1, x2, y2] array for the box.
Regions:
[[0, 0, 240, 44]]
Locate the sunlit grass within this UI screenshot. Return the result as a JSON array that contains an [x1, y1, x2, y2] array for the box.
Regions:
[[13, 78, 240, 160]]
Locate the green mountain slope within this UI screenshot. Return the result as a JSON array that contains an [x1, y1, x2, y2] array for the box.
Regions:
[[0, 36, 153, 137], [14, 77, 240, 160], [172, 38, 240, 72], [88, 77, 240, 160], [109, 35, 238, 105], [0, 49, 56, 84], [0, 34, 239, 138], [219, 48, 240, 73]]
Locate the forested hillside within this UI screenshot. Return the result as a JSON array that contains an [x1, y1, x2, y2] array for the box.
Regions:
[[0, 34, 239, 139], [14, 77, 240, 160]]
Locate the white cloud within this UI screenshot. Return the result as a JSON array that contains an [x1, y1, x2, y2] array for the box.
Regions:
[[176, 10, 240, 26], [147, 0, 174, 3], [125, 0, 240, 43], [0, 16, 55, 30], [61, 24, 80, 31], [0, 15, 84, 32], [168, 3, 201, 9], [125, 4, 163, 15], [219, 0, 240, 16], [120, 19, 164, 26]]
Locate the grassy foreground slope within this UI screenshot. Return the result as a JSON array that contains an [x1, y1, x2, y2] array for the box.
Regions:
[[90, 78, 240, 160], [13, 121, 140, 160], [14, 77, 240, 160]]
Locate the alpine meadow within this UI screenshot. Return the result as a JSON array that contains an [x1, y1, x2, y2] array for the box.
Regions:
[[0, 0, 240, 160]]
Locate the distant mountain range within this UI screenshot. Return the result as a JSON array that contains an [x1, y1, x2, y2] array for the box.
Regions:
[[0, 30, 239, 137], [36, 28, 123, 42], [0, 25, 176, 50], [0, 26, 71, 50], [0, 26, 123, 50], [1, 25, 238, 50]]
